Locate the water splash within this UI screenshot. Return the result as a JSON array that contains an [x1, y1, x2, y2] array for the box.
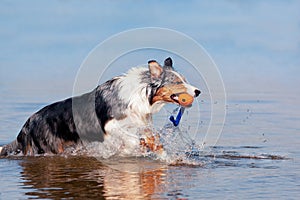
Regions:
[[67, 105, 289, 169]]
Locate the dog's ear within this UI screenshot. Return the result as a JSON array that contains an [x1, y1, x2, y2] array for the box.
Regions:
[[148, 60, 163, 80], [163, 57, 174, 70]]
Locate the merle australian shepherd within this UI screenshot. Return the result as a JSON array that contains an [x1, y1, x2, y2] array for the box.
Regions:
[[0, 57, 200, 157]]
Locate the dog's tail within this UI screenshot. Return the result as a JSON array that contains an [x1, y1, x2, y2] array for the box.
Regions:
[[0, 140, 19, 156]]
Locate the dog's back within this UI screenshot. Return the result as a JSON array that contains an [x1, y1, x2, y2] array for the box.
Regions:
[[1, 57, 200, 157]]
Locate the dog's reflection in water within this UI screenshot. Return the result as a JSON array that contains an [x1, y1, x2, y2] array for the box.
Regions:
[[19, 156, 167, 199]]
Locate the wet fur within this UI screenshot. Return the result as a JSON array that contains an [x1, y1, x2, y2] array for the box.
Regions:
[[0, 58, 200, 156]]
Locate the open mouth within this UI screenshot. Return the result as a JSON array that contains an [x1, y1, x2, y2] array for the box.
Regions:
[[170, 94, 180, 103], [170, 93, 194, 107]]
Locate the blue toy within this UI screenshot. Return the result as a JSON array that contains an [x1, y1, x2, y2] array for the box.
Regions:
[[169, 107, 185, 126]]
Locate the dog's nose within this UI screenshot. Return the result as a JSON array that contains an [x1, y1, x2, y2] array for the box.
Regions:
[[194, 89, 201, 97]]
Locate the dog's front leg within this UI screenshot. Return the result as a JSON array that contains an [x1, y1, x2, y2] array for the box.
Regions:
[[139, 128, 164, 153]]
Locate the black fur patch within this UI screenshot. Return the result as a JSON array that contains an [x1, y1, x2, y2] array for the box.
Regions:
[[13, 97, 79, 154], [1, 77, 128, 156], [95, 78, 128, 129]]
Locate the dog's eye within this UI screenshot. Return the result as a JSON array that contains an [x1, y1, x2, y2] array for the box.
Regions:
[[175, 81, 183, 85]]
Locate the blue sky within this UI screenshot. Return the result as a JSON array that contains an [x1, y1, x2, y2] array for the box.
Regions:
[[0, 0, 299, 100]]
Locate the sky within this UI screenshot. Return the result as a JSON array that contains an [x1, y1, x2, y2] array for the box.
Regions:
[[0, 0, 299, 101]]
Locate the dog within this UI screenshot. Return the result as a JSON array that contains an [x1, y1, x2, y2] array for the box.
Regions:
[[0, 57, 200, 156]]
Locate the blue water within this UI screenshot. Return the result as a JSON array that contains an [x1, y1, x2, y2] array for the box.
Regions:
[[0, 91, 299, 199]]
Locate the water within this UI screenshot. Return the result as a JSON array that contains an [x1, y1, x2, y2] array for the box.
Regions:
[[0, 91, 299, 199]]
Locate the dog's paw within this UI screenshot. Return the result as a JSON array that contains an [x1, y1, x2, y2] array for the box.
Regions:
[[140, 136, 164, 154]]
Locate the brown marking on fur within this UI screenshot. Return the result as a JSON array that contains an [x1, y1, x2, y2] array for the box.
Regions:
[[57, 142, 64, 153], [152, 84, 194, 106], [58, 140, 77, 154], [140, 128, 164, 154], [25, 144, 33, 156], [152, 87, 173, 104]]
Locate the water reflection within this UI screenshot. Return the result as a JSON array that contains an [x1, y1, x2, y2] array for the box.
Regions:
[[6, 145, 294, 199], [19, 156, 168, 199]]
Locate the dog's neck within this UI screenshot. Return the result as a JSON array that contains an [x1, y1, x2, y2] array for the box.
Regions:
[[117, 67, 165, 125]]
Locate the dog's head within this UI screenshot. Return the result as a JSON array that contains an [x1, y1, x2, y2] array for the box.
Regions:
[[149, 57, 200, 108]]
